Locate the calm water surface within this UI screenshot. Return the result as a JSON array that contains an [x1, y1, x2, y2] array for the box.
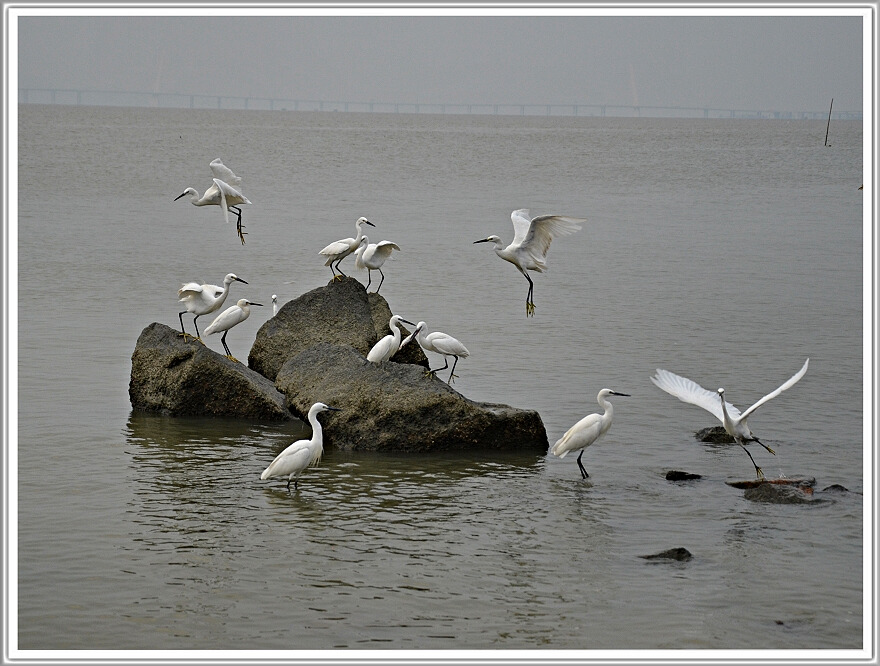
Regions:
[[15, 105, 866, 653]]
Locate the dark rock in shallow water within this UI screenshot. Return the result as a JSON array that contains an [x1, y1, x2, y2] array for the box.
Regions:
[[821, 484, 850, 493], [695, 426, 735, 443], [129, 322, 292, 420], [275, 342, 547, 452], [665, 470, 703, 481], [640, 547, 693, 562], [740, 482, 818, 504], [249, 277, 426, 381]]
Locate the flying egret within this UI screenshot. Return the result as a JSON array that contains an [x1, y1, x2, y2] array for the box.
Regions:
[[474, 208, 586, 316], [650, 359, 810, 479], [203, 298, 263, 363], [366, 314, 417, 363], [177, 273, 247, 341], [413, 321, 470, 384], [319, 217, 375, 280], [260, 402, 340, 491], [174, 159, 251, 244], [272, 294, 278, 317], [354, 235, 401, 294], [551, 389, 630, 479]]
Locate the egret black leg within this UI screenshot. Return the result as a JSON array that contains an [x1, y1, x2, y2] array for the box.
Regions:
[[231, 206, 246, 244], [220, 331, 235, 360], [426, 358, 449, 379], [178, 311, 191, 340], [448, 356, 460, 383], [525, 274, 536, 316], [738, 440, 765, 479], [366, 269, 372, 290], [576, 450, 589, 479], [192, 315, 203, 341], [753, 437, 776, 456], [375, 269, 385, 294], [333, 259, 347, 280]]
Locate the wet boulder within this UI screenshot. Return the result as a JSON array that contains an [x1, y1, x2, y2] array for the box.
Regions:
[[640, 547, 693, 562], [274, 342, 547, 452], [129, 322, 292, 420], [248, 277, 426, 381], [695, 426, 734, 443]]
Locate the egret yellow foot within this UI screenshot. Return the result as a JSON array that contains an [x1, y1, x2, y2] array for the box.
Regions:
[[526, 301, 536, 317], [226, 355, 240, 363]]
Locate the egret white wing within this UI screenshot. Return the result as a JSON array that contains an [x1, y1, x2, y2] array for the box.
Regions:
[[510, 209, 533, 246], [740, 358, 809, 419], [320, 239, 354, 257], [260, 441, 310, 479], [209, 158, 242, 188], [651, 369, 741, 422], [372, 241, 400, 260], [551, 414, 602, 457], [521, 214, 586, 261], [178, 282, 204, 298], [429, 333, 469, 357]]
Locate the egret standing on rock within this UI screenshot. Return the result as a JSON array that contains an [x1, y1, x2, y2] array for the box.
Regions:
[[203, 298, 263, 363], [177, 273, 248, 341], [319, 217, 375, 280], [174, 158, 251, 244], [272, 294, 278, 316], [414, 321, 470, 383], [260, 402, 340, 491], [354, 236, 401, 293], [650, 359, 809, 479], [367, 314, 417, 363], [551, 389, 629, 479], [474, 208, 586, 316]]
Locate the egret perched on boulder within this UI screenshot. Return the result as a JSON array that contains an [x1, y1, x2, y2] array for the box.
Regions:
[[367, 314, 417, 363], [354, 235, 400, 293], [650, 359, 809, 479], [413, 321, 470, 384], [474, 208, 586, 316], [271, 294, 278, 316], [551, 389, 629, 479], [260, 402, 340, 491], [203, 298, 263, 363], [174, 158, 251, 244], [177, 273, 247, 341], [319, 217, 375, 280]]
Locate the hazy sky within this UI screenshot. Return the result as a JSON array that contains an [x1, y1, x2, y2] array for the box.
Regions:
[[14, 11, 866, 112]]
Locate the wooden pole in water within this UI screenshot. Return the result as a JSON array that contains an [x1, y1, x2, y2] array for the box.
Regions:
[[825, 98, 833, 146]]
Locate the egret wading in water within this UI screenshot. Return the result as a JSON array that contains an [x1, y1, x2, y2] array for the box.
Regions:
[[319, 217, 375, 280], [354, 235, 400, 294], [650, 359, 809, 479], [260, 402, 340, 491], [367, 314, 417, 363], [203, 298, 263, 363], [551, 389, 629, 479], [413, 321, 470, 384], [474, 208, 586, 316], [177, 273, 247, 341], [174, 158, 251, 244]]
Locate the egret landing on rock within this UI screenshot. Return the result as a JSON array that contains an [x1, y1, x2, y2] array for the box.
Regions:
[[650, 359, 809, 479], [260, 402, 340, 491], [474, 208, 586, 317], [319, 217, 375, 280], [551, 389, 629, 479], [177, 273, 247, 342], [203, 298, 263, 363], [354, 235, 400, 294]]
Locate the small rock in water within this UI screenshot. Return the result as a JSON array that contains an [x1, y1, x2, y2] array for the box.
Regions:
[[694, 426, 734, 443], [640, 547, 693, 562], [665, 470, 702, 481], [821, 484, 850, 493], [741, 483, 818, 504]]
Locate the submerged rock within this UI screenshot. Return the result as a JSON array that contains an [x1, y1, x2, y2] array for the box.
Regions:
[[695, 426, 735, 443], [665, 470, 703, 481], [129, 322, 292, 420], [640, 547, 693, 562], [741, 483, 819, 504], [274, 342, 547, 452], [249, 277, 426, 381]]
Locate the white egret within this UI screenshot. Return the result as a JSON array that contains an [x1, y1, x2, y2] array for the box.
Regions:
[[354, 235, 400, 293], [474, 208, 586, 316], [366, 314, 417, 363], [260, 402, 340, 491], [272, 294, 278, 316], [650, 359, 810, 479], [319, 217, 375, 280], [203, 298, 263, 363], [413, 321, 470, 384], [177, 273, 247, 341], [551, 389, 630, 479], [174, 159, 251, 244]]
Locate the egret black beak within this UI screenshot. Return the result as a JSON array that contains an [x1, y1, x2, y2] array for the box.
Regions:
[[473, 238, 491, 244], [399, 318, 417, 327], [251, 302, 264, 307], [326, 406, 342, 412], [365, 220, 376, 227], [611, 392, 631, 397], [174, 192, 187, 201], [235, 277, 249, 284]]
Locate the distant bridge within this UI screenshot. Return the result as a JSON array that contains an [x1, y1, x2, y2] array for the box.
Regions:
[[17, 87, 862, 121]]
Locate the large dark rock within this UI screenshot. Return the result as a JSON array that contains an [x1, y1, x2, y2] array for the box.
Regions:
[[129, 322, 292, 420], [249, 277, 426, 381], [274, 342, 547, 452], [695, 426, 735, 443]]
